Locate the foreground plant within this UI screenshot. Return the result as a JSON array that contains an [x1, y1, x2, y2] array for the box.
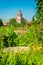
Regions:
[[0, 46, 43, 65]]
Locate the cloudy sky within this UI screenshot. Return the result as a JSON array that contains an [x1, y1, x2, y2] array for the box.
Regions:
[[0, 0, 36, 21]]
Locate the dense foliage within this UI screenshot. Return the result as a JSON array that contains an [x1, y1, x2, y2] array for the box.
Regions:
[[0, 26, 18, 47], [0, 19, 3, 26], [0, 44, 43, 65], [9, 18, 26, 27], [9, 18, 17, 26], [0, 24, 43, 47], [35, 0, 43, 23]]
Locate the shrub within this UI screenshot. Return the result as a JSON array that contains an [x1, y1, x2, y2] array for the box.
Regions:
[[0, 26, 18, 47]]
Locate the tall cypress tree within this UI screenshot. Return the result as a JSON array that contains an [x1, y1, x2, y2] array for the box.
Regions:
[[35, 0, 43, 23]]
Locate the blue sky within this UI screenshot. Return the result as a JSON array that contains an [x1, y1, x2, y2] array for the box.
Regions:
[[0, 0, 36, 21]]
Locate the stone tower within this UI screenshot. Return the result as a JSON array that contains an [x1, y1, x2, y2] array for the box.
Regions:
[[16, 10, 22, 23]]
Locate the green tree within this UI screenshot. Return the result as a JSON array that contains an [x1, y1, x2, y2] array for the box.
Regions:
[[35, 0, 43, 23], [0, 19, 3, 26], [35, 0, 43, 44], [21, 19, 26, 26], [9, 18, 17, 26]]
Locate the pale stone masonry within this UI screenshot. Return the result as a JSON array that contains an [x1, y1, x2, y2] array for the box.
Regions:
[[3, 47, 30, 53]]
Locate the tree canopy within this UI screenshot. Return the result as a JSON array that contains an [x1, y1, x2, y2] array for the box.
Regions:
[[0, 19, 3, 26], [35, 0, 43, 23]]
